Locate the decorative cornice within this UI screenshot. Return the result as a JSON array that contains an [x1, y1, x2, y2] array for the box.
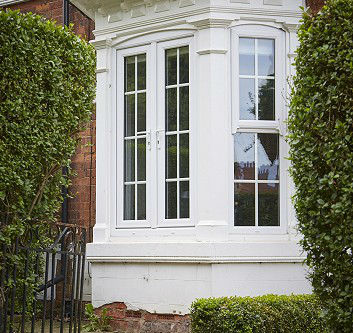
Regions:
[[90, 38, 113, 50], [282, 22, 300, 32], [189, 18, 234, 29], [87, 255, 306, 264], [197, 49, 228, 55]]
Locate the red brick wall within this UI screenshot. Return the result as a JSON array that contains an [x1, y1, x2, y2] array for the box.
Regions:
[[306, 0, 326, 13], [4, 0, 96, 240]]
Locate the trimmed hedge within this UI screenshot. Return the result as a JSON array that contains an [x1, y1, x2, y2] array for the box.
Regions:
[[190, 294, 328, 333], [288, 1, 353, 331]]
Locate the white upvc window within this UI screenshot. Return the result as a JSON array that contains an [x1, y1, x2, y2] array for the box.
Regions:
[[231, 25, 287, 233], [116, 37, 194, 229]]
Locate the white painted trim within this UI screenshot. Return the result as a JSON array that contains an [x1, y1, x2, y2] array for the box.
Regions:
[[0, 0, 26, 6], [87, 256, 305, 263]]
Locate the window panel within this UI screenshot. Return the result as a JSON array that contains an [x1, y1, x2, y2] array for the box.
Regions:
[[239, 38, 255, 75], [166, 182, 177, 219], [124, 184, 135, 220], [234, 183, 255, 226], [258, 133, 279, 181], [258, 39, 275, 77], [123, 54, 147, 221], [166, 48, 177, 86], [179, 134, 189, 178], [180, 181, 190, 218], [124, 94, 135, 137], [234, 133, 255, 180], [258, 79, 275, 121], [137, 92, 146, 133], [258, 183, 279, 226], [165, 46, 190, 220], [179, 86, 189, 130], [239, 78, 255, 120]]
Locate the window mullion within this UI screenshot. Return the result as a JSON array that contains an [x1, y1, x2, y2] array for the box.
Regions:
[[255, 133, 258, 227], [176, 47, 180, 219], [134, 56, 138, 220], [255, 39, 259, 121]]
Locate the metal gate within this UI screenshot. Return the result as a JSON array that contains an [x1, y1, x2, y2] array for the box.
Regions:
[[0, 223, 87, 333]]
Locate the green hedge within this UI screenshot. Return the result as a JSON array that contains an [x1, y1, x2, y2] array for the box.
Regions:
[[190, 294, 328, 333], [288, 1, 353, 331]]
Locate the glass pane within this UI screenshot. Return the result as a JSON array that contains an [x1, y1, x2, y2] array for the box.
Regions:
[[124, 94, 135, 137], [137, 138, 146, 181], [166, 88, 177, 132], [258, 39, 275, 76], [258, 134, 279, 180], [166, 48, 177, 86], [239, 78, 255, 120], [258, 183, 279, 226], [125, 56, 135, 92], [137, 54, 146, 90], [258, 79, 275, 120], [137, 184, 146, 220], [234, 133, 255, 180], [239, 38, 255, 75], [234, 183, 255, 226], [166, 135, 177, 179], [124, 139, 135, 182], [180, 181, 189, 218], [137, 93, 146, 133], [179, 46, 189, 84], [179, 134, 189, 178], [124, 184, 135, 220], [179, 86, 189, 131], [166, 182, 177, 219]]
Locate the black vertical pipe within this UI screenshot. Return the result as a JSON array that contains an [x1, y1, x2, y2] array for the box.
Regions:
[[61, 0, 70, 224]]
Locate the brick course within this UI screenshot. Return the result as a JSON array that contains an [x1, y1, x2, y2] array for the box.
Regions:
[[96, 303, 191, 333], [306, 0, 326, 13]]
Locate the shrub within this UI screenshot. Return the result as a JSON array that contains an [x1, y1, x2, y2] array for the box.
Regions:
[[0, 9, 95, 235], [190, 294, 327, 333], [288, 1, 353, 331]]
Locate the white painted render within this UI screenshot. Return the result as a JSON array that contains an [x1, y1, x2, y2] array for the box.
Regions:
[[73, 0, 309, 314]]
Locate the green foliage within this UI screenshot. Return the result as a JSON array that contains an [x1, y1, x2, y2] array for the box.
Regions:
[[288, 1, 353, 331], [84, 304, 112, 332], [0, 9, 95, 233], [0, 9, 95, 316], [190, 294, 327, 333]]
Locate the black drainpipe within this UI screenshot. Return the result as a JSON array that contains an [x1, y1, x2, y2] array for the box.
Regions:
[[61, 0, 70, 224]]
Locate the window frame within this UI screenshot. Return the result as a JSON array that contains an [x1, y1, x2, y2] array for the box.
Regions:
[[231, 24, 288, 234]]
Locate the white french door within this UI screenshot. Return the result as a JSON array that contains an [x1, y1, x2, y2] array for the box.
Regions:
[[116, 37, 193, 228]]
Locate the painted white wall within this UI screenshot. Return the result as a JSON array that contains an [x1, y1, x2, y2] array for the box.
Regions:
[[72, 0, 307, 313]]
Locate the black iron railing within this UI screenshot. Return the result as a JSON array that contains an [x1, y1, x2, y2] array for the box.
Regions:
[[0, 223, 86, 333]]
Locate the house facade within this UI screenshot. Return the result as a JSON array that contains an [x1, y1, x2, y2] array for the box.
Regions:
[[71, 0, 321, 316], [1, 0, 325, 324]]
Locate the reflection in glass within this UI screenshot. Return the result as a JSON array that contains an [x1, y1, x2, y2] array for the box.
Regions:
[[137, 184, 146, 220], [137, 93, 146, 133], [239, 38, 255, 75], [258, 79, 275, 120], [166, 135, 177, 179], [137, 138, 146, 181], [234, 133, 255, 180], [179, 46, 189, 84], [180, 181, 189, 218], [124, 185, 135, 220], [258, 134, 279, 180], [179, 134, 189, 178], [166, 182, 177, 219], [125, 56, 135, 92], [124, 140, 135, 182], [166, 88, 177, 131], [166, 48, 177, 85], [234, 183, 255, 226], [137, 54, 146, 90], [239, 78, 255, 120], [258, 183, 279, 226], [258, 39, 275, 76], [124, 94, 135, 137], [179, 86, 189, 130]]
